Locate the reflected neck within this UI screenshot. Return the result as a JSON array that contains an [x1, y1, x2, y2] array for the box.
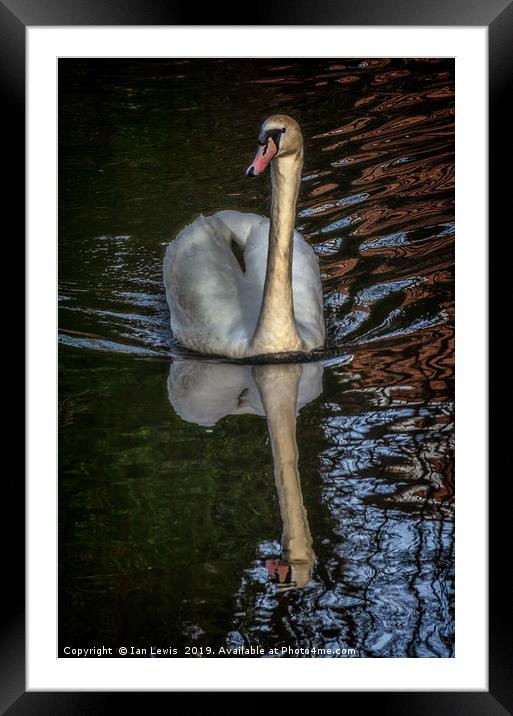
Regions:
[[254, 364, 315, 586], [250, 153, 304, 355]]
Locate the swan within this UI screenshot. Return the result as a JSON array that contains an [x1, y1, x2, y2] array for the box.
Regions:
[[163, 115, 325, 358]]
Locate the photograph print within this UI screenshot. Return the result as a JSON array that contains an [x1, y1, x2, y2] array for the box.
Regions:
[[58, 58, 455, 659]]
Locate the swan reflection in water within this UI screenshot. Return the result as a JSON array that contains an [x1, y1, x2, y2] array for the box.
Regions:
[[168, 360, 324, 590]]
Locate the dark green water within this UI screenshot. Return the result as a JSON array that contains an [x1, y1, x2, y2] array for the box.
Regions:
[[59, 59, 454, 658]]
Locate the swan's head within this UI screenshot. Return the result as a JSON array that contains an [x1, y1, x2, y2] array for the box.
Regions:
[[246, 115, 303, 177]]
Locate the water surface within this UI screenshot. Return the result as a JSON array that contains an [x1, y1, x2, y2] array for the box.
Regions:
[[59, 58, 454, 658]]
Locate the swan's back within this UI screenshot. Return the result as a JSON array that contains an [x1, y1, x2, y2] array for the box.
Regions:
[[164, 210, 324, 358]]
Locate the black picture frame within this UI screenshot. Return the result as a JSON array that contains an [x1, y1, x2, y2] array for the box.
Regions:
[[4, 0, 506, 710]]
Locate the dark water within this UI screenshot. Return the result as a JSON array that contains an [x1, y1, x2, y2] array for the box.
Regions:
[[59, 58, 454, 658]]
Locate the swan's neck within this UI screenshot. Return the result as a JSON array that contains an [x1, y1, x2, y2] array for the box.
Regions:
[[250, 152, 304, 355], [254, 364, 315, 587]]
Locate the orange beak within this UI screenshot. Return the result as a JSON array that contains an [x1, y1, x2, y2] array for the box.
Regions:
[[246, 137, 278, 177]]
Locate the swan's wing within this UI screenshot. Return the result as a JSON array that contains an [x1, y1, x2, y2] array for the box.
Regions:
[[213, 210, 268, 249], [164, 212, 265, 357], [291, 231, 326, 349]]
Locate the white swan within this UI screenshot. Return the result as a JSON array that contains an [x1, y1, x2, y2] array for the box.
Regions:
[[163, 115, 325, 358]]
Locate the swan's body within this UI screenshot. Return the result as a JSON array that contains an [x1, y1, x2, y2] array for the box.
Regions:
[[164, 210, 323, 358], [164, 115, 325, 359]]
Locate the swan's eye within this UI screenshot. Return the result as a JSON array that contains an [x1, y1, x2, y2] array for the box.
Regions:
[[267, 128, 284, 151], [281, 127, 286, 133], [257, 127, 285, 154]]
